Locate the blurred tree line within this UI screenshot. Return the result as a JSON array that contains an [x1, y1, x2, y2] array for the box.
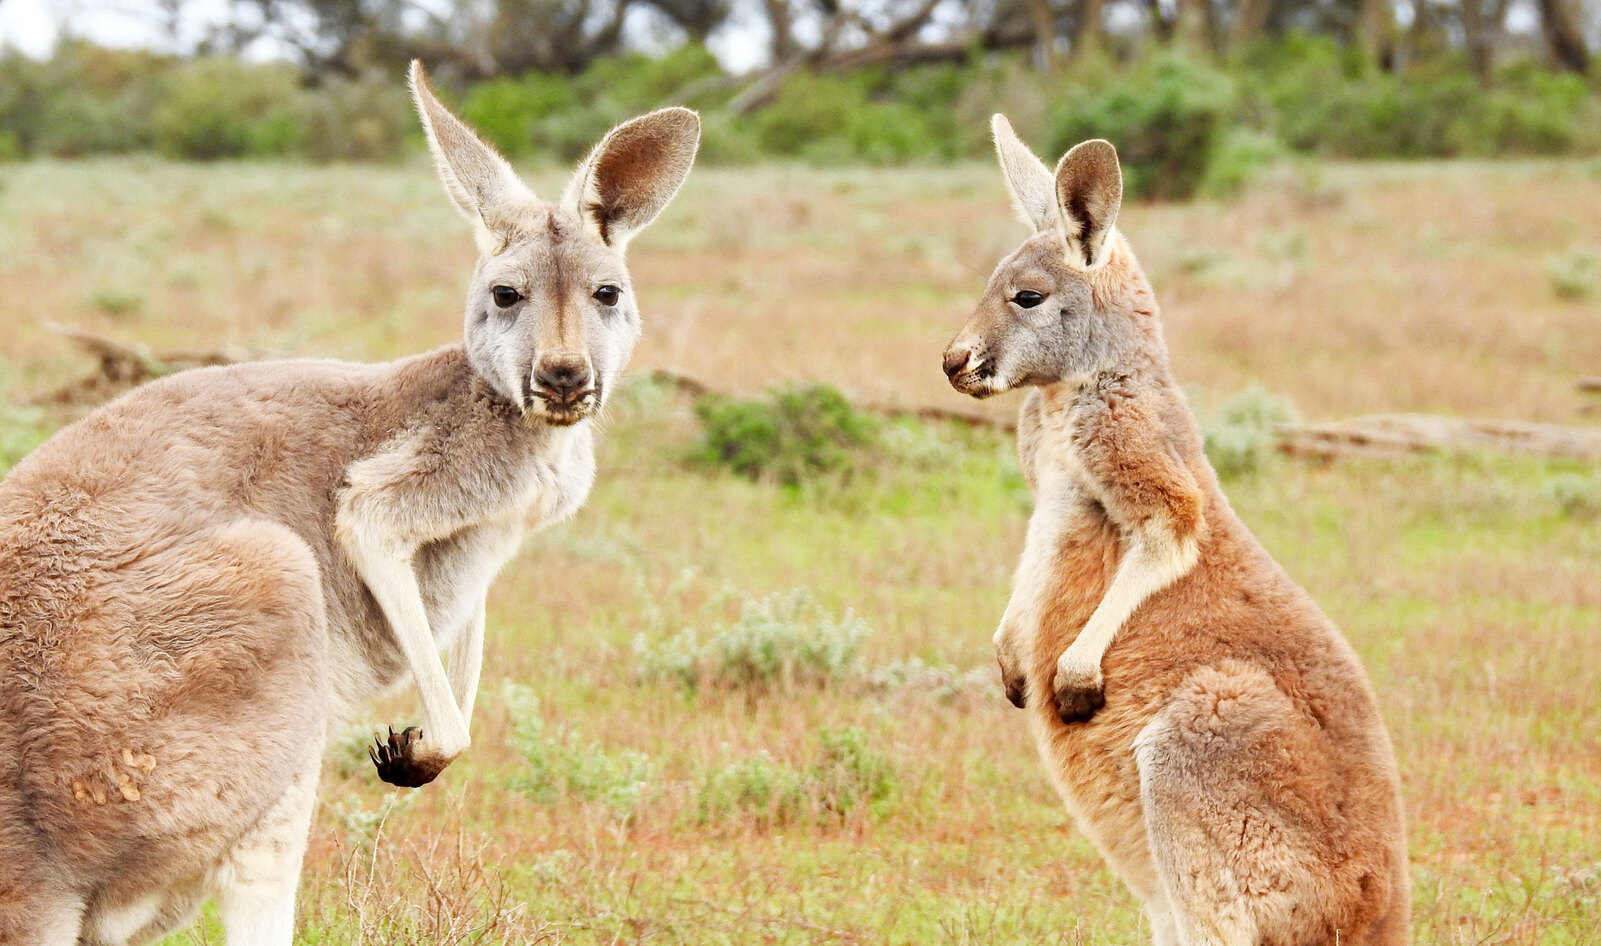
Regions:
[[0, 0, 1598, 196]]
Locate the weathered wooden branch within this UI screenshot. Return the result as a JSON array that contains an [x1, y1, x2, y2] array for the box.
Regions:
[[34, 324, 258, 408], [1277, 414, 1601, 461]]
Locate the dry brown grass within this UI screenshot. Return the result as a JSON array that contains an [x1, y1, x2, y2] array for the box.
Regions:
[[0, 158, 1596, 944]]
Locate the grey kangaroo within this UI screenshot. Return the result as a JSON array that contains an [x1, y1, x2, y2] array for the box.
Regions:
[[0, 62, 699, 944]]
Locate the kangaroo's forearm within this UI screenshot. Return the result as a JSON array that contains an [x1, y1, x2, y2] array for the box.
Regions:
[[339, 517, 471, 756], [1060, 529, 1199, 674]]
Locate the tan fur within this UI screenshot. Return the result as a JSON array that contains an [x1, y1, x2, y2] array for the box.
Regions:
[[946, 119, 1408, 946], [0, 65, 698, 945]]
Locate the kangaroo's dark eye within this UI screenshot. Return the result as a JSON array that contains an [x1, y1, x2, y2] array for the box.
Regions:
[[1013, 290, 1046, 309], [593, 285, 621, 306], [492, 286, 522, 308]]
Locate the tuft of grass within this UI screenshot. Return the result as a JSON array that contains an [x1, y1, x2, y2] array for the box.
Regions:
[[691, 384, 880, 487], [1201, 385, 1299, 478], [693, 727, 896, 831], [634, 588, 870, 693], [1547, 248, 1598, 300], [693, 749, 811, 830], [0, 359, 53, 477], [503, 684, 654, 822], [1547, 471, 1601, 518], [88, 286, 145, 318]]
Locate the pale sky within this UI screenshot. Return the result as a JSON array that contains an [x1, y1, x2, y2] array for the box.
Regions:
[[0, 0, 770, 70]]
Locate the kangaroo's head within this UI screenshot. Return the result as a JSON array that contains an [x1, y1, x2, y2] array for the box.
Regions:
[[411, 62, 699, 426], [944, 115, 1155, 399]]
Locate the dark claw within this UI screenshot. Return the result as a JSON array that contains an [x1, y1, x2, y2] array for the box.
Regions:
[[369, 725, 444, 789], [1054, 683, 1105, 724]]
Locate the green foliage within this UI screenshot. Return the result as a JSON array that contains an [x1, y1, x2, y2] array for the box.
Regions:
[[692, 384, 880, 486], [1047, 53, 1238, 200], [460, 45, 726, 162], [1200, 127, 1287, 198], [4, 37, 1601, 186], [504, 685, 655, 821], [1547, 472, 1601, 518], [153, 58, 306, 159], [295, 72, 415, 162], [1547, 248, 1599, 300], [749, 69, 963, 165], [1239, 35, 1601, 158], [1201, 385, 1299, 478], [0, 42, 165, 156], [693, 727, 895, 830], [635, 589, 870, 693], [460, 74, 578, 158], [693, 750, 810, 829]]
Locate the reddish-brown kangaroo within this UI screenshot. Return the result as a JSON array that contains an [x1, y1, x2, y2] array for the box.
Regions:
[[942, 115, 1408, 946]]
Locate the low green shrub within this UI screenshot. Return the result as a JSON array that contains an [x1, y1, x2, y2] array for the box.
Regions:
[[751, 71, 949, 165], [1547, 248, 1598, 300], [504, 685, 654, 821], [1201, 386, 1298, 478], [693, 726, 895, 830], [635, 588, 870, 693], [693, 750, 809, 829], [692, 383, 880, 486], [1547, 472, 1601, 518]]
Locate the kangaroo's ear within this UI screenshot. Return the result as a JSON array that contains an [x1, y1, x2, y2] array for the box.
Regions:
[[410, 61, 537, 254], [991, 114, 1057, 233], [562, 107, 701, 251], [1054, 139, 1122, 270]]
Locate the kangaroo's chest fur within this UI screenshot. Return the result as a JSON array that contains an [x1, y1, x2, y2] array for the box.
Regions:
[[1009, 387, 1124, 655]]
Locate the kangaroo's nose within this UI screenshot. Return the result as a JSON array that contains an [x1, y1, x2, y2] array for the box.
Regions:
[[942, 348, 970, 380], [533, 356, 593, 406]]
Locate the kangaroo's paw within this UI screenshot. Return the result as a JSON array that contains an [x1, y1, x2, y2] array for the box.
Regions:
[[1052, 657, 1105, 724], [999, 657, 1028, 709], [369, 725, 451, 788]]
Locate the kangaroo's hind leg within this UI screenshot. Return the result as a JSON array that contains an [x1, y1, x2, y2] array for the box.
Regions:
[[1133, 660, 1388, 946], [213, 753, 322, 946]]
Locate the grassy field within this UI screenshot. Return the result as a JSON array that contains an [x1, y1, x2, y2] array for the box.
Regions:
[[0, 157, 1598, 944]]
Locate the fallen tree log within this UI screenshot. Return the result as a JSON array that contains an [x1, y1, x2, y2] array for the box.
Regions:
[[33, 324, 259, 409], [1277, 414, 1601, 461]]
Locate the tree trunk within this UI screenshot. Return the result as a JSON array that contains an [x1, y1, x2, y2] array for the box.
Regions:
[[763, 0, 798, 62], [1073, 0, 1104, 57], [1354, 0, 1397, 70], [1229, 0, 1274, 50], [1534, 0, 1590, 72], [1457, 0, 1494, 83], [1026, 0, 1058, 68], [1173, 0, 1212, 52]]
